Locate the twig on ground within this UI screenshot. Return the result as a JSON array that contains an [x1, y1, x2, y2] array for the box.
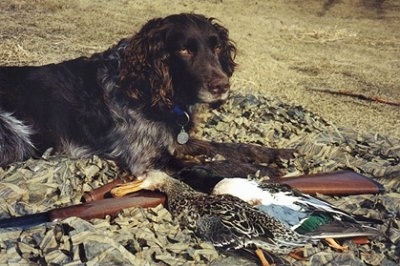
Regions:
[[307, 87, 400, 107]]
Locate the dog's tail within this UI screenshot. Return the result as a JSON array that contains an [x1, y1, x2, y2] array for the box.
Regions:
[[0, 109, 35, 166]]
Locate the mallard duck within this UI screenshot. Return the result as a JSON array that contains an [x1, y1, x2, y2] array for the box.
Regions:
[[212, 177, 381, 250], [111, 170, 319, 266]]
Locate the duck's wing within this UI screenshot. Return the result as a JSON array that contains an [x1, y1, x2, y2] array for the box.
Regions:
[[259, 183, 366, 223], [259, 183, 382, 239], [288, 187, 382, 225], [196, 215, 240, 247], [305, 220, 380, 239], [195, 194, 309, 253]]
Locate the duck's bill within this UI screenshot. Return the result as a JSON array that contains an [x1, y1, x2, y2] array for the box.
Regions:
[[111, 180, 145, 198]]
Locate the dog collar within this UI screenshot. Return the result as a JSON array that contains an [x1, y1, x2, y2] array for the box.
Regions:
[[172, 105, 190, 145]]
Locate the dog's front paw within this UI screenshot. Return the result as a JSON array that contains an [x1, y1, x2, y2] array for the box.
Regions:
[[211, 142, 295, 164]]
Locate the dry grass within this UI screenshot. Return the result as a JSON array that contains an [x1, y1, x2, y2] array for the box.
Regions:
[[0, 0, 399, 138]]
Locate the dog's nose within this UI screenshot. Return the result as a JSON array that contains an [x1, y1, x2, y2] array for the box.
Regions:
[[209, 74, 230, 94]]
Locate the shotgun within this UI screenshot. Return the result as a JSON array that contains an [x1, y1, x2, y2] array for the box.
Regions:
[[0, 170, 384, 229]]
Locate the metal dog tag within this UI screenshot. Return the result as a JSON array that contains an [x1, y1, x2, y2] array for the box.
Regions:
[[177, 127, 189, 144]]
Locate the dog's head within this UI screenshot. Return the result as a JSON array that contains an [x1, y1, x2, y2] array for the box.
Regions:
[[119, 13, 236, 111]]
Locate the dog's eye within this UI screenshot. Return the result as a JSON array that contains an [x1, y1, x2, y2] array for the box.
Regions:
[[214, 45, 222, 55], [178, 48, 193, 58]]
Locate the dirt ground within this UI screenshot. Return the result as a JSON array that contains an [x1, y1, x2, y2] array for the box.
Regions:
[[0, 0, 399, 140]]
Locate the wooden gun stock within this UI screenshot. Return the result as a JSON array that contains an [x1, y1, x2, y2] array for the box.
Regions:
[[277, 170, 385, 196], [0, 191, 165, 229], [51, 191, 165, 221]]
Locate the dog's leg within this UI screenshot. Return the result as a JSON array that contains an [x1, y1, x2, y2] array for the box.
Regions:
[[0, 111, 35, 166], [170, 139, 294, 179], [208, 141, 294, 164], [176, 139, 294, 164]]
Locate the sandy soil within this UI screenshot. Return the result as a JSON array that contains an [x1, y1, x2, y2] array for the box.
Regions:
[[0, 0, 399, 140]]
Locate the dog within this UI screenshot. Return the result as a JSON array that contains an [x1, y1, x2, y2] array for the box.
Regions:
[[0, 13, 292, 179]]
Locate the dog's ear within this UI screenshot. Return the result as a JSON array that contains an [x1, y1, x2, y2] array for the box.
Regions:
[[211, 19, 237, 77], [119, 18, 173, 109]]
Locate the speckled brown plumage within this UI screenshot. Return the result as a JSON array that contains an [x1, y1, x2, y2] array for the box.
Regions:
[[122, 171, 311, 254]]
